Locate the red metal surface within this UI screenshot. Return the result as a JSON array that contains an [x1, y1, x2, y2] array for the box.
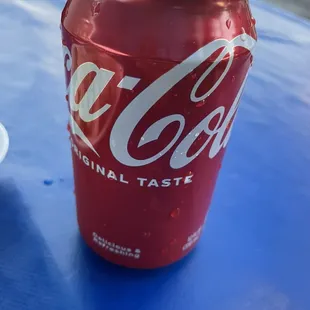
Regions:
[[61, 0, 256, 268]]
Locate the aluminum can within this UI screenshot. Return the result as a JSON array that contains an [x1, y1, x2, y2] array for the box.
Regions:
[[61, 0, 257, 268]]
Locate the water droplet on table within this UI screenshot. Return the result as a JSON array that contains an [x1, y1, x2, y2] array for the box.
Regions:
[[43, 179, 53, 186]]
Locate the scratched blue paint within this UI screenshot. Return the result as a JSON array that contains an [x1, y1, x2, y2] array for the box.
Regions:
[[0, 1, 310, 309]]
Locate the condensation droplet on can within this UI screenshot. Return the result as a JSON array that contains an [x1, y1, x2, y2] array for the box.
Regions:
[[173, 93, 178, 97], [241, 27, 247, 41], [226, 19, 232, 29], [161, 248, 168, 255], [196, 100, 206, 108], [250, 55, 254, 67], [143, 232, 151, 239], [232, 76, 236, 82], [170, 238, 177, 245], [92, 1, 101, 16], [170, 208, 180, 219], [62, 6, 69, 18], [195, 133, 199, 138], [192, 72, 197, 79], [251, 16, 256, 26]]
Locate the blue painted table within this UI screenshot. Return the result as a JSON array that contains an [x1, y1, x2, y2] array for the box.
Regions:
[[1, 1, 310, 309]]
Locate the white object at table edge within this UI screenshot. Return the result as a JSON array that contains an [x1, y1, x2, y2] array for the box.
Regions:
[[0, 122, 9, 163]]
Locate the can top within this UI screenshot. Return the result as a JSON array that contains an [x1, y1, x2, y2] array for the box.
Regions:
[[62, 0, 257, 62]]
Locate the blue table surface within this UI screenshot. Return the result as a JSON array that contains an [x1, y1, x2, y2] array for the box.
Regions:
[[1, 1, 310, 309]]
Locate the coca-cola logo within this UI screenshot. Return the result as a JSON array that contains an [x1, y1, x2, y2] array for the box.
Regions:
[[0, 122, 9, 163], [63, 34, 256, 169]]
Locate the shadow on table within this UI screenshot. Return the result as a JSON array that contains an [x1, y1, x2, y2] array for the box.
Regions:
[[0, 179, 79, 310], [71, 233, 196, 310]]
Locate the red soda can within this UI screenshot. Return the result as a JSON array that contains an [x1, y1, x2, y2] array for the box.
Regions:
[[61, 0, 257, 269]]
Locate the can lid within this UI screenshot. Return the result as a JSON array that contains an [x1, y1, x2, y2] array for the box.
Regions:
[[0, 123, 9, 163]]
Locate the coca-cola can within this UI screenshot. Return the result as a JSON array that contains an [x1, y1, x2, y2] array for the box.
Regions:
[[61, 0, 257, 268]]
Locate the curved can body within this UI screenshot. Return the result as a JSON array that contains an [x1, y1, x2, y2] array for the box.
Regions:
[[61, 0, 257, 268]]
